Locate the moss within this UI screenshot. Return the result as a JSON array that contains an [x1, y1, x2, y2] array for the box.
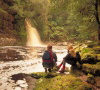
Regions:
[[80, 48, 94, 56], [83, 63, 100, 70], [93, 46, 100, 50], [14, 17, 27, 45], [96, 54, 100, 60], [81, 53, 96, 60], [93, 46, 100, 54], [75, 47, 95, 59], [87, 42, 98, 48], [0, 8, 8, 14], [83, 63, 100, 76], [33, 73, 92, 90], [31, 72, 58, 79]]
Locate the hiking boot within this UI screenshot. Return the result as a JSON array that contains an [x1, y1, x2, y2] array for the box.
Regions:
[[59, 70, 65, 73], [45, 68, 47, 73], [59, 65, 65, 73]]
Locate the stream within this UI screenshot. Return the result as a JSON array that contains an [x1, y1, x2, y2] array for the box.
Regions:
[[0, 46, 71, 90]]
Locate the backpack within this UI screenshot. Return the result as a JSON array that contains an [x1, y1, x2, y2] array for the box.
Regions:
[[42, 51, 53, 62]]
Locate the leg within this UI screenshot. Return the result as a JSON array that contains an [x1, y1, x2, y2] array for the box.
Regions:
[[45, 68, 47, 73], [57, 60, 64, 69], [71, 64, 77, 73], [59, 60, 66, 73], [48, 68, 51, 72]]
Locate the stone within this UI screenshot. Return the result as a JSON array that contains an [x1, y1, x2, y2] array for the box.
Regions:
[[15, 87, 21, 90], [19, 83, 28, 88], [16, 80, 26, 85], [0, 83, 2, 86]]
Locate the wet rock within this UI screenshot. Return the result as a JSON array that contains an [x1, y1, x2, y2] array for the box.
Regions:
[[87, 77, 96, 84], [95, 77, 100, 88], [11, 73, 26, 82], [16, 80, 26, 85], [86, 74, 96, 84], [15, 87, 21, 90], [25, 75, 36, 90], [19, 83, 28, 88], [0, 83, 2, 86]]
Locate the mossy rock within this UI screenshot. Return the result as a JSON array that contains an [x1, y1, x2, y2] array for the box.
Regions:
[[80, 48, 94, 56], [31, 72, 58, 79], [96, 54, 100, 60], [87, 42, 98, 48], [93, 46, 100, 54], [81, 53, 97, 64], [93, 46, 100, 50], [82, 63, 100, 76], [81, 53, 96, 59], [0, 8, 8, 14], [87, 74, 96, 84], [74, 44, 88, 52], [34, 73, 93, 90]]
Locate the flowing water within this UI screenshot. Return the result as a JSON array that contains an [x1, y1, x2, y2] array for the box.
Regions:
[[0, 19, 71, 90], [0, 46, 70, 90], [25, 19, 45, 47]]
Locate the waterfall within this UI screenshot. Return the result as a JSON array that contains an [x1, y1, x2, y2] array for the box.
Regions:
[[25, 19, 45, 47]]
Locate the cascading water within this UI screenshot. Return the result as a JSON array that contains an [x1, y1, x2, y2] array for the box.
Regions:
[[25, 19, 45, 47]]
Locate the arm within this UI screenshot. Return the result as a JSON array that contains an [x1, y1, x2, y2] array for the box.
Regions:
[[76, 52, 82, 65]]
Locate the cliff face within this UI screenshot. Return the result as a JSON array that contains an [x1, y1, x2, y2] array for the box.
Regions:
[[0, 0, 17, 45]]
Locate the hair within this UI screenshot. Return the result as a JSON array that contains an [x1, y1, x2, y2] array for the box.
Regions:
[[47, 44, 52, 51], [67, 45, 76, 57], [67, 45, 73, 50]]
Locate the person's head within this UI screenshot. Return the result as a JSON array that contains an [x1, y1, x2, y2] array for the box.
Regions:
[[47, 44, 52, 51], [67, 45, 73, 51], [67, 45, 76, 57]]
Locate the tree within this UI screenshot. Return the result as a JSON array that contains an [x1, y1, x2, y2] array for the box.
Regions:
[[95, 0, 100, 42]]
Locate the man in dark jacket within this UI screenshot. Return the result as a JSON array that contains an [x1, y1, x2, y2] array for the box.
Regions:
[[42, 45, 57, 73]]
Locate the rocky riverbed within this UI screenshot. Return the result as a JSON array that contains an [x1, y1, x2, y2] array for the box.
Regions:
[[0, 46, 70, 90]]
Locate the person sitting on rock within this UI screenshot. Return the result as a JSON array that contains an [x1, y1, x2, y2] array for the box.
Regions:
[[57, 45, 82, 73], [42, 45, 57, 73]]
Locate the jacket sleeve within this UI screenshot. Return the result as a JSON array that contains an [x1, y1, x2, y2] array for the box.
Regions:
[[63, 54, 69, 61], [53, 52, 57, 62], [76, 52, 82, 65]]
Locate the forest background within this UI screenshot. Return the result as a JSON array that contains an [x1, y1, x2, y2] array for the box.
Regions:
[[0, 0, 100, 44]]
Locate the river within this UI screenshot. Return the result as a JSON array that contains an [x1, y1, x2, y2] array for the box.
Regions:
[[0, 46, 71, 90]]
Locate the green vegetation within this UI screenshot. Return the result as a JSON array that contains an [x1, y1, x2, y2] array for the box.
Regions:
[[2, 0, 99, 43], [0, 8, 8, 14], [47, 0, 98, 42], [83, 62, 100, 75], [83, 62, 100, 70], [75, 45, 100, 76], [33, 73, 92, 90], [0, 0, 100, 43]]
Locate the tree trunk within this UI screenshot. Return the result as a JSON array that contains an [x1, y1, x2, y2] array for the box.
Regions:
[[95, 0, 100, 42]]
